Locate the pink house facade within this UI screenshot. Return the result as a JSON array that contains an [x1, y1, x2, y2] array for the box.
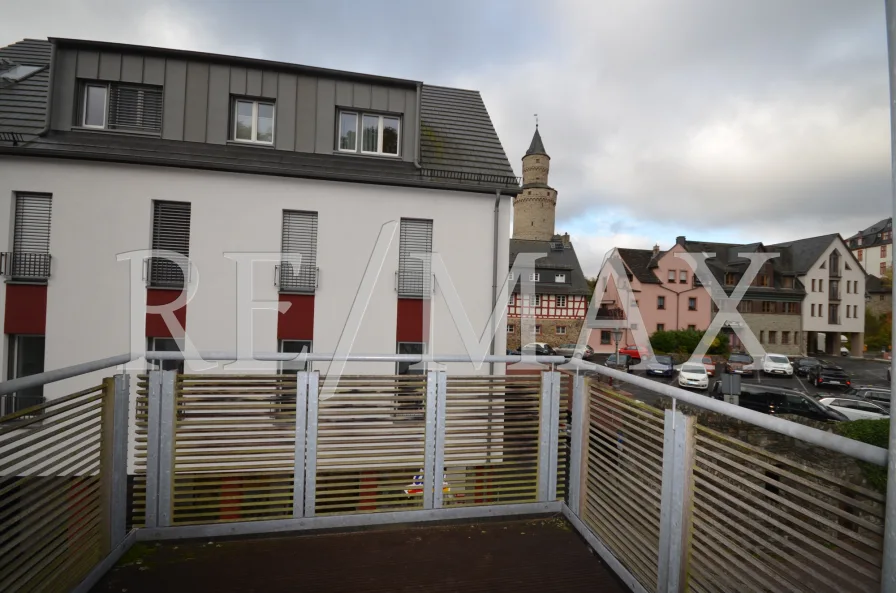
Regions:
[[588, 244, 713, 354]]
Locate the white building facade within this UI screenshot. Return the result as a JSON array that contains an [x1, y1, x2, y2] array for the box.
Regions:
[[0, 38, 519, 406]]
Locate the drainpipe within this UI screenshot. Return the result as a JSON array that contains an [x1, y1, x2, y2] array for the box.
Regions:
[[882, 2, 896, 592], [490, 188, 501, 375]]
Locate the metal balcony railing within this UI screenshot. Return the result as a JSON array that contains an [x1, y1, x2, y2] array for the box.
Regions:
[[1, 351, 891, 593], [0, 251, 51, 280], [146, 255, 189, 288], [277, 263, 319, 293]]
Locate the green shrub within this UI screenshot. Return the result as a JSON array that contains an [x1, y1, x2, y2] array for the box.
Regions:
[[835, 419, 890, 492], [649, 329, 729, 357]]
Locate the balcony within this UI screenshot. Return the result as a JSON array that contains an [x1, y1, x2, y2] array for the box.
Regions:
[[0, 251, 51, 281], [277, 262, 319, 293], [0, 352, 889, 593], [829, 287, 841, 301]]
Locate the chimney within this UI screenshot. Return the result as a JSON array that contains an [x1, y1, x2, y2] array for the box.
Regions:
[[562, 232, 570, 245], [676, 236, 686, 246], [652, 244, 659, 256]]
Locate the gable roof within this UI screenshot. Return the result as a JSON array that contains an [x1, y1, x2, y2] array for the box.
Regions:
[[768, 234, 840, 274], [510, 238, 590, 295], [616, 248, 662, 284], [0, 39, 51, 138], [0, 38, 519, 194]]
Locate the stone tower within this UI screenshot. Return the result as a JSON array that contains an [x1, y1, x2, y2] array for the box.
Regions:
[[513, 127, 557, 241]]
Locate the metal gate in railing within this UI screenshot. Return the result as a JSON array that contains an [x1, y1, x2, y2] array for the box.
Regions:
[[135, 369, 565, 528]]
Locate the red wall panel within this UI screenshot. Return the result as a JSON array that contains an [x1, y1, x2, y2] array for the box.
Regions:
[[278, 294, 315, 340], [396, 298, 429, 343], [4, 284, 47, 335], [146, 289, 187, 338]]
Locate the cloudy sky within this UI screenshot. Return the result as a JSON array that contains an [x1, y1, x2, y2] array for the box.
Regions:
[[2, 0, 891, 274]]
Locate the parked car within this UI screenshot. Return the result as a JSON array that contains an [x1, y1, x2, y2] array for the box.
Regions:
[[645, 355, 674, 377], [701, 356, 716, 377], [604, 354, 632, 372], [817, 397, 889, 420], [760, 353, 793, 377], [618, 345, 646, 363], [807, 363, 851, 389], [839, 386, 891, 411], [506, 348, 520, 356], [554, 343, 594, 360], [725, 353, 755, 376], [840, 346, 849, 356], [521, 342, 557, 356], [678, 363, 709, 390], [795, 357, 820, 377], [710, 382, 848, 422]]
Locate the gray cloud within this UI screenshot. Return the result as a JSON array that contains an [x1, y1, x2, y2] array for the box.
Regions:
[[1, 0, 890, 271]]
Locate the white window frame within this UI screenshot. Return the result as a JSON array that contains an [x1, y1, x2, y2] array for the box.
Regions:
[[507, 324, 514, 333], [529, 272, 540, 282], [508, 293, 515, 305], [535, 324, 542, 334], [233, 99, 275, 145], [359, 113, 401, 156], [556, 295, 567, 308], [82, 83, 108, 129], [555, 273, 566, 283], [667, 270, 676, 283], [533, 294, 541, 307], [556, 326, 567, 335]]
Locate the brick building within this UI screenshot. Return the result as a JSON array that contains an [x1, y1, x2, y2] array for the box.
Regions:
[[506, 128, 589, 349]]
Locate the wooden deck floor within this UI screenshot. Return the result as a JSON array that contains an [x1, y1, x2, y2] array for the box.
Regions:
[[91, 516, 630, 593]]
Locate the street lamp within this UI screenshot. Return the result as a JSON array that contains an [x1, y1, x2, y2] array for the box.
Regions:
[[612, 329, 624, 364]]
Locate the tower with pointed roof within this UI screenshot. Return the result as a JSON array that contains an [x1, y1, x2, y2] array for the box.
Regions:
[[513, 126, 557, 241]]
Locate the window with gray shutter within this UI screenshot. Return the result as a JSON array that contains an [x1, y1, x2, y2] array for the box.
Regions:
[[279, 210, 318, 292], [108, 84, 163, 133], [398, 218, 433, 298], [9, 193, 52, 279], [149, 200, 191, 288]]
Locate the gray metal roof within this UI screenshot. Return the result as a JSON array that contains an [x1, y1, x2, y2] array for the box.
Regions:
[[509, 238, 590, 296], [847, 217, 892, 249], [0, 39, 519, 194], [0, 39, 51, 138], [419, 85, 517, 182]]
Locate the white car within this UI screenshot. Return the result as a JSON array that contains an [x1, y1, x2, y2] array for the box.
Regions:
[[678, 363, 709, 390], [761, 354, 793, 376], [817, 397, 889, 420]]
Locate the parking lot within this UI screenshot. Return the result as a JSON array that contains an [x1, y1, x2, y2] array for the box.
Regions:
[[590, 354, 891, 407]]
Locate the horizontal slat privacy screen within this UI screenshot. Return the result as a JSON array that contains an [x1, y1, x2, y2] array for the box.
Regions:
[[150, 200, 191, 288], [13, 193, 52, 254], [108, 84, 163, 134], [398, 218, 433, 298], [280, 210, 319, 292]]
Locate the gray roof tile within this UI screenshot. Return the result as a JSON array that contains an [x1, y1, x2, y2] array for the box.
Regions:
[[510, 238, 590, 296]]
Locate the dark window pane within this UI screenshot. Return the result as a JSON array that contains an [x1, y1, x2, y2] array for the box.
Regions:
[[235, 101, 253, 140], [6, 336, 45, 414], [280, 340, 312, 373], [397, 342, 425, 375], [362, 115, 379, 152], [382, 117, 399, 154], [339, 112, 357, 150], [257, 103, 274, 142]]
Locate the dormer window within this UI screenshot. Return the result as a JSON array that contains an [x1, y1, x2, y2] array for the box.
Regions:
[[79, 82, 163, 134], [555, 273, 566, 283], [338, 109, 400, 156], [233, 99, 274, 144]]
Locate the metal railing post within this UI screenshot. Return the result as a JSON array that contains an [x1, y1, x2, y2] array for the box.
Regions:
[[157, 370, 176, 527], [108, 374, 130, 548], [292, 371, 309, 518], [424, 370, 438, 510], [567, 372, 587, 514], [537, 371, 561, 501], [432, 370, 447, 509], [144, 370, 162, 528], [657, 408, 696, 593], [303, 370, 319, 518]]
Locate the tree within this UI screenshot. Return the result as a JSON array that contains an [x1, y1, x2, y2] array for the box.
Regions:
[[586, 276, 598, 306]]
